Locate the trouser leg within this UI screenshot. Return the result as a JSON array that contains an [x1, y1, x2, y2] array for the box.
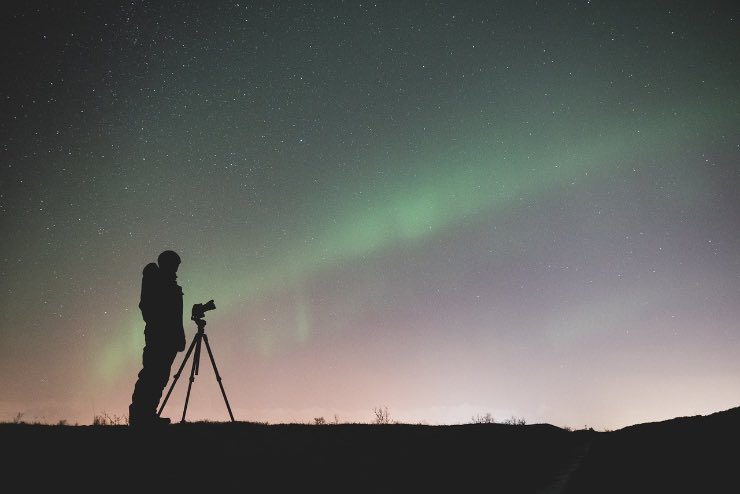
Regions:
[[130, 344, 177, 419]]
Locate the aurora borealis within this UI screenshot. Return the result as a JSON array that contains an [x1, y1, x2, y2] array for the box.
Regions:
[[1, 1, 739, 429]]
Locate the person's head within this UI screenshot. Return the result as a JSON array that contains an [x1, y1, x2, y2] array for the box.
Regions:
[[157, 250, 181, 275]]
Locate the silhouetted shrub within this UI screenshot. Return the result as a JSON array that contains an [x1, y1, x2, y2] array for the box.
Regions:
[[373, 406, 391, 424], [93, 412, 126, 426], [502, 416, 527, 426], [472, 413, 495, 424]]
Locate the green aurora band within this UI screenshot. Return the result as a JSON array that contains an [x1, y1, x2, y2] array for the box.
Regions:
[[95, 97, 730, 383]]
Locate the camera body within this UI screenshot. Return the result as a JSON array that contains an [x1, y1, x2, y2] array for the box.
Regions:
[[191, 299, 216, 320]]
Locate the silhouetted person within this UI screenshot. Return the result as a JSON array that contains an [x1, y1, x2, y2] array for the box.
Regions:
[[129, 250, 186, 426]]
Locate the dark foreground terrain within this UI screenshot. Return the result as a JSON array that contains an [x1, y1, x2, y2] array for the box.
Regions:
[[3, 406, 739, 493], [564, 405, 740, 493]]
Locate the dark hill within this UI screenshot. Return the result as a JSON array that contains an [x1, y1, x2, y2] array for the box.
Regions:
[[3, 407, 738, 493], [3, 421, 585, 493], [562, 406, 740, 493]]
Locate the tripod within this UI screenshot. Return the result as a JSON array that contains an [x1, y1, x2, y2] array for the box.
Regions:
[[158, 316, 235, 422]]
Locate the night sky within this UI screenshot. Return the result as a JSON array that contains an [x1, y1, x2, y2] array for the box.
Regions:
[[2, 1, 739, 429]]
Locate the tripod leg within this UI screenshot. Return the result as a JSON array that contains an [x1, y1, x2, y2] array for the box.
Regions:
[[181, 336, 202, 422], [201, 334, 236, 422], [158, 333, 198, 417]]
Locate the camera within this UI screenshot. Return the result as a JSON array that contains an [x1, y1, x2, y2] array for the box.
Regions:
[[192, 299, 216, 320]]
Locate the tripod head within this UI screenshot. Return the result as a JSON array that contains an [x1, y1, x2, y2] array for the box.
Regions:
[[192, 299, 216, 320], [191, 300, 215, 332]]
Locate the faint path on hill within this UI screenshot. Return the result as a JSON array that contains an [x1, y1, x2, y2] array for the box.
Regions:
[[536, 439, 592, 494]]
